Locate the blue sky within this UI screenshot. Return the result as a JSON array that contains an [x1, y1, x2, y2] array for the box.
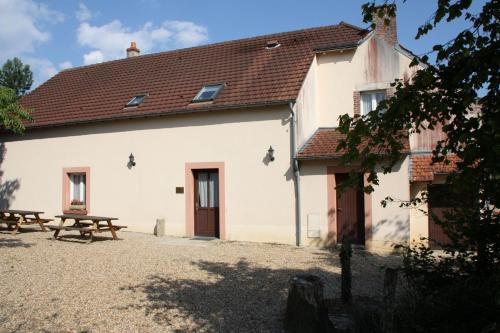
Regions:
[[0, 0, 486, 87]]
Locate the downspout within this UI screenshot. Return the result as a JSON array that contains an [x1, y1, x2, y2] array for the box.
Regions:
[[289, 101, 302, 246]]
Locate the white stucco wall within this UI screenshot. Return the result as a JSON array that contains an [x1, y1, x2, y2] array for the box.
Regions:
[[1, 106, 297, 244]]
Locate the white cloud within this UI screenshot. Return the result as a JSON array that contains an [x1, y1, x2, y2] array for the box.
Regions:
[[164, 21, 209, 47], [76, 2, 94, 22], [83, 51, 104, 65], [59, 61, 73, 70], [77, 19, 209, 65], [0, 0, 64, 63]]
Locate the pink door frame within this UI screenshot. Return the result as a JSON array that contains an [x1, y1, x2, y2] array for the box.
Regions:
[[326, 166, 372, 245], [185, 162, 226, 239]]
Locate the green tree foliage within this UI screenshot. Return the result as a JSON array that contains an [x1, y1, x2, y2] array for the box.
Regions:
[[337, 1, 499, 331], [0, 87, 32, 134], [0, 58, 33, 133], [0, 57, 33, 96]]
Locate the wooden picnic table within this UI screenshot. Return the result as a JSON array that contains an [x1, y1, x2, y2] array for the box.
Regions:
[[0, 209, 52, 234], [49, 214, 126, 243]]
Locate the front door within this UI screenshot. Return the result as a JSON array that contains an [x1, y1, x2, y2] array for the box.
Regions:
[[335, 173, 365, 245], [194, 170, 219, 238]]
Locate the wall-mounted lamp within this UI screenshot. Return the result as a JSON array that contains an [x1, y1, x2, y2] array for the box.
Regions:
[[267, 146, 275, 162], [129, 153, 136, 167]]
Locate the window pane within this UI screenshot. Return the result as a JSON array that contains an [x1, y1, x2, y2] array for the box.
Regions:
[[209, 172, 219, 208], [199, 90, 216, 100], [375, 92, 386, 104], [361, 94, 372, 115], [80, 175, 86, 203], [69, 173, 86, 203], [194, 84, 223, 102], [198, 173, 208, 208]]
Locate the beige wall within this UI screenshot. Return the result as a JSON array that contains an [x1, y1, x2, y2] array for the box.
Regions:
[[409, 181, 429, 245], [299, 157, 411, 250], [1, 106, 297, 244], [296, 57, 318, 148], [315, 34, 415, 127]]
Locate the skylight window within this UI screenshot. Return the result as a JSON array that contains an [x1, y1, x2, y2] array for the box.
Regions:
[[126, 94, 147, 107], [192, 84, 224, 102]]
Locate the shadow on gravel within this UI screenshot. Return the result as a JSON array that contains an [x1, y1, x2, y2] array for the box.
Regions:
[[48, 234, 118, 244], [119, 259, 340, 332], [0, 237, 33, 248]]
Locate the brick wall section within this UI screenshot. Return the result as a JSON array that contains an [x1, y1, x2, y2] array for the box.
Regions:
[[411, 155, 459, 182], [373, 5, 398, 46], [353, 91, 361, 116]]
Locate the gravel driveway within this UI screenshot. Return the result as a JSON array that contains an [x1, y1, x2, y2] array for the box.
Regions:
[[0, 229, 400, 332]]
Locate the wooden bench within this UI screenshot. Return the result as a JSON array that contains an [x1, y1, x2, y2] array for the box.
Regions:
[[51, 214, 124, 243], [0, 210, 52, 234]]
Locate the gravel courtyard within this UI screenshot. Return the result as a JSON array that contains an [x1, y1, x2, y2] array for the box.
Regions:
[[0, 229, 401, 332]]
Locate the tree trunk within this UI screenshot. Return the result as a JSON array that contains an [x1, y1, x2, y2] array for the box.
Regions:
[[284, 274, 334, 333]]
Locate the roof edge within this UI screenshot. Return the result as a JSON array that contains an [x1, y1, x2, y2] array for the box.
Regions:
[[49, 22, 367, 76]]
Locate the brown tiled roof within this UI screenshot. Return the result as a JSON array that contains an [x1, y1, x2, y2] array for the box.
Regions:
[[410, 154, 459, 182], [20, 23, 366, 128], [297, 128, 410, 159]]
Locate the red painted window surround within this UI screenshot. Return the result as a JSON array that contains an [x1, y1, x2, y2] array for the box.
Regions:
[[62, 167, 90, 215]]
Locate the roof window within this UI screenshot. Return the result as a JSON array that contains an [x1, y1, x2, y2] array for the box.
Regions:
[[192, 84, 224, 102], [265, 40, 281, 49], [126, 94, 147, 107]]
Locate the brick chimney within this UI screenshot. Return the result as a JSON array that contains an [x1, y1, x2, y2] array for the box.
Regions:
[[373, 5, 398, 46], [126, 42, 140, 58]]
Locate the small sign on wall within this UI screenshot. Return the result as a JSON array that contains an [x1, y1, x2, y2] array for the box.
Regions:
[[307, 214, 320, 238], [176, 187, 184, 194]]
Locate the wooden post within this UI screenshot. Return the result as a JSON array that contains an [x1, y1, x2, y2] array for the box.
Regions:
[[340, 236, 352, 305], [284, 274, 334, 333], [382, 267, 398, 333]]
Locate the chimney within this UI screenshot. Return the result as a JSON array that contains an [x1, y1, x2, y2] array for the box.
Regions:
[[372, 5, 397, 46], [126, 42, 140, 58]]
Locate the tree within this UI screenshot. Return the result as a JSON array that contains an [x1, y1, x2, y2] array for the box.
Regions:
[[0, 87, 32, 134], [0, 57, 34, 96], [337, 1, 499, 331]]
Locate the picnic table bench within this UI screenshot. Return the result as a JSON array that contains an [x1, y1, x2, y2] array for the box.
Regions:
[[48, 214, 126, 243], [0, 210, 52, 234]]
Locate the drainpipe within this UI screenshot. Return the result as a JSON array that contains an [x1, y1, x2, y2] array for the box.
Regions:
[[289, 101, 302, 246]]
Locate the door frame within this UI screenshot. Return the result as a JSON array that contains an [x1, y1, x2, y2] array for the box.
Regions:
[[185, 162, 225, 239], [327, 166, 372, 247]]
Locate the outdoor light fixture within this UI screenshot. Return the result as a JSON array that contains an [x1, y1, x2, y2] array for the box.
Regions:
[[267, 146, 275, 162], [129, 153, 136, 167]]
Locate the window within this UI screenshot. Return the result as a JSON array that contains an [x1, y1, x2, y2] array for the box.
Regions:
[[126, 94, 147, 107], [192, 84, 224, 102], [360, 91, 386, 115], [69, 174, 86, 206], [63, 167, 90, 214]]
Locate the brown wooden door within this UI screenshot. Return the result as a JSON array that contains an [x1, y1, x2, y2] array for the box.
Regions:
[[335, 173, 365, 245], [194, 170, 219, 238], [428, 184, 453, 248]]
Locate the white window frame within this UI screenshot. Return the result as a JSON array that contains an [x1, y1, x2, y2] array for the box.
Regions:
[[193, 84, 224, 102], [360, 90, 386, 116]]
